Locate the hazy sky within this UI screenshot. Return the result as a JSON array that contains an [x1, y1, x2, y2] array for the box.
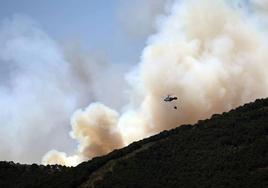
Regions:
[[0, 0, 150, 64]]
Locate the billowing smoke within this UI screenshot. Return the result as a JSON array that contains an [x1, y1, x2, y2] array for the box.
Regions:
[[135, 0, 268, 132], [43, 0, 268, 166], [0, 15, 128, 164], [43, 103, 123, 166], [70, 103, 123, 158]]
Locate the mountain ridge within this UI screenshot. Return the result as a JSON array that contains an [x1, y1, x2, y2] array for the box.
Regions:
[[1, 98, 268, 188]]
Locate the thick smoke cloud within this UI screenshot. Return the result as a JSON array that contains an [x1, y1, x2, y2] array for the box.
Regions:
[[137, 0, 268, 132], [0, 15, 128, 164], [43, 0, 268, 166], [43, 103, 123, 166], [70, 103, 123, 158]]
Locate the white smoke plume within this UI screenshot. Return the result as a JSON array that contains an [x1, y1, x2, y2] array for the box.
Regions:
[[43, 0, 268, 166], [0, 15, 128, 164], [0, 15, 78, 163]]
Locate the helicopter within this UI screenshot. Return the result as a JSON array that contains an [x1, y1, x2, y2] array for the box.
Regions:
[[164, 95, 178, 102], [164, 95, 178, 109]]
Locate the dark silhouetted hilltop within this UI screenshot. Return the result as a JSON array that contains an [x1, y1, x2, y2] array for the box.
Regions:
[[1, 98, 268, 188]]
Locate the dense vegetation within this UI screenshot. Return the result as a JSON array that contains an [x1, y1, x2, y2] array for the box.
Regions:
[[1, 98, 268, 187]]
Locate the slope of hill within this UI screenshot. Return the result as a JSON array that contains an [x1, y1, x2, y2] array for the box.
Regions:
[[1, 98, 268, 188]]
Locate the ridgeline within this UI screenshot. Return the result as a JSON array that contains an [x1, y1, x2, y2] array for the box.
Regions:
[[1, 98, 268, 188]]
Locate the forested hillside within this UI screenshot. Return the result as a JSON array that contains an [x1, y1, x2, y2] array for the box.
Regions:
[[1, 98, 268, 188]]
